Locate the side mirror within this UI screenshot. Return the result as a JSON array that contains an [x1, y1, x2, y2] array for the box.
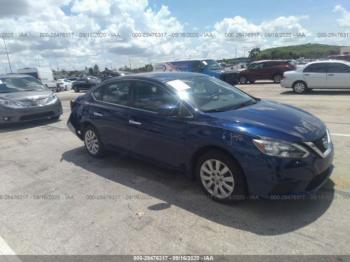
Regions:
[[158, 103, 180, 117]]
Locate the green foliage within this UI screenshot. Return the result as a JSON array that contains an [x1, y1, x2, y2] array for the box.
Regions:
[[252, 44, 341, 60], [248, 48, 261, 59]]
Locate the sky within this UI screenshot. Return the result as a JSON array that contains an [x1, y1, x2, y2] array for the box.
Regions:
[[0, 0, 350, 73]]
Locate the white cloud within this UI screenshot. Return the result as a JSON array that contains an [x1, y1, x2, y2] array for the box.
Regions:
[[333, 5, 350, 27], [0, 1, 347, 73]]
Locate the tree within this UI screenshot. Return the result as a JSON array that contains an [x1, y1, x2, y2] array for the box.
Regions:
[[93, 64, 99, 75], [248, 48, 261, 60]]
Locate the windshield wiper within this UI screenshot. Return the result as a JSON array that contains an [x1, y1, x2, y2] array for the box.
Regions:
[[235, 99, 257, 109], [204, 99, 258, 113]]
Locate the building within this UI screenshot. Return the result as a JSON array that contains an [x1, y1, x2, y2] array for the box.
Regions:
[[340, 47, 350, 55]]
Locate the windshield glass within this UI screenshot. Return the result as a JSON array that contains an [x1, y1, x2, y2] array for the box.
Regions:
[[203, 60, 222, 71], [166, 76, 257, 112], [0, 77, 46, 93]]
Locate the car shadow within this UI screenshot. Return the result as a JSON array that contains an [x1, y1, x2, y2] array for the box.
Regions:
[[281, 90, 350, 96], [62, 147, 335, 236], [0, 118, 61, 133]]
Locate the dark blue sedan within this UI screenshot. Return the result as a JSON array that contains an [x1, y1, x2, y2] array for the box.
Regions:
[[67, 72, 334, 201]]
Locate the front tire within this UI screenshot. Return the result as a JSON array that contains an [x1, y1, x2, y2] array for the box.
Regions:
[[273, 74, 282, 83], [239, 76, 248, 84], [293, 81, 308, 94], [83, 126, 106, 158], [195, 150, 247, 202]]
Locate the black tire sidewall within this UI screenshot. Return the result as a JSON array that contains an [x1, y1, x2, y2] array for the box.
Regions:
[[239, 76, 247, 84], [195, 150, 247, 202], [273, 74, 282, 83]]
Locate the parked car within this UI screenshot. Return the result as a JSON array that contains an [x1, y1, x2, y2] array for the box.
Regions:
[[17, 67, 58, 91], [239, 60, 296, 84], [328, 55, 350, 62], [57, 79, 73, 91], [0, 74, 62, 124], [281, 60, 350, 94], [153, 59, 240, 85], [72, 76, 101, 93], [67, 72, 333, 201]]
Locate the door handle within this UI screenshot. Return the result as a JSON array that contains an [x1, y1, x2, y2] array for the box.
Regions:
[[327, 74, 334, 76], [93, 112, 103, 117], [129, 120, 142, 126], [304, 73, 310, 76]]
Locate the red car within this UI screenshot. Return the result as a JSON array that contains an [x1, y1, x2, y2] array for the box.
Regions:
[[328, 55, 350, 62], [239, 60, 296, 84]]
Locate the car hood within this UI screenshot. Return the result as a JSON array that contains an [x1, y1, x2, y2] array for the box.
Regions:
[[208, 100, 326, 142], [0, 90, 52, 101]]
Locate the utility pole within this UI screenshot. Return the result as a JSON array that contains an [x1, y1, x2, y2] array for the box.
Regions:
[[128, 57, 132, 70], [2, 37, 13, 73]]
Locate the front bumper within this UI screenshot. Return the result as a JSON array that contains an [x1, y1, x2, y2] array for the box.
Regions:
[[280, 78, 293, 88], [237, 144, 334, 198], [0, 101, 62, 124]]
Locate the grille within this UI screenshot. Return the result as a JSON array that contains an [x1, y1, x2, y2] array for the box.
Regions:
[[313, 133, 328, 153], [20, 98, 49, 107], [20, 111, 54, 121]]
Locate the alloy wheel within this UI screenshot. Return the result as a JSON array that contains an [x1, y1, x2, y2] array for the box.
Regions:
[[84, 129, 100, 155], [274, 75, 282, 83], [200, 159, 235, 199], [294, 82, 306, 94]]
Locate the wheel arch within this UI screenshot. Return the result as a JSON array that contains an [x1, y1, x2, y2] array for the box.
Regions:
[[292, 80, 308, 88]]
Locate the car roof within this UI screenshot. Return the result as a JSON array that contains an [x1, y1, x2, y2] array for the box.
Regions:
[[250, 60, 291, 64], [103, 72, 207, 84], [306, 60, 350, 66]]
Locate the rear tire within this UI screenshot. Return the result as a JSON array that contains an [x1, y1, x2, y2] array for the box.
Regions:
[[83, 125, 106, 158], [273, 74, 282, 83], [195, 150, 247, 202]]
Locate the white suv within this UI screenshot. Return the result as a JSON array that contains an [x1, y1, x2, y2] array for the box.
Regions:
[[281, 60, 350, 94]]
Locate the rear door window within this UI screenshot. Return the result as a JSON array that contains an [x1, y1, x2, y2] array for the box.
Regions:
[[93, 81, 131, 106], [304, 63, 328, 73], [327, 63, 350, 73]]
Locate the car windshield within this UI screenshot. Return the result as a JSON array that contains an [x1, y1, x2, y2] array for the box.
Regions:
[[166, 76, 257, 112], [0, 77, 47, 93], [203, 60, 222, 71]]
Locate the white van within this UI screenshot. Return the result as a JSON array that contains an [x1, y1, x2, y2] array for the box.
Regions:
[[17, 68, 57, 90]]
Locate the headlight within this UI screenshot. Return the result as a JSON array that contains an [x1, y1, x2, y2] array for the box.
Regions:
[[46, 94, 58, 105], [253, 139, 309, 158], [0, 98, 25, 109]]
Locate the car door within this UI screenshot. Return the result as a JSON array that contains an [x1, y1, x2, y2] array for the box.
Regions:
[[326, 63, 350, 88], [302, 63, 328, 88], [261, 62, 275, 79], [247, 63, 264, 80], [127, 80, 189, 168], [88, 81, 131, 150]]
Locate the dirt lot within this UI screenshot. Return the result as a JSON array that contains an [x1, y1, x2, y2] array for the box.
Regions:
[[0, 82, 349, 255]]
